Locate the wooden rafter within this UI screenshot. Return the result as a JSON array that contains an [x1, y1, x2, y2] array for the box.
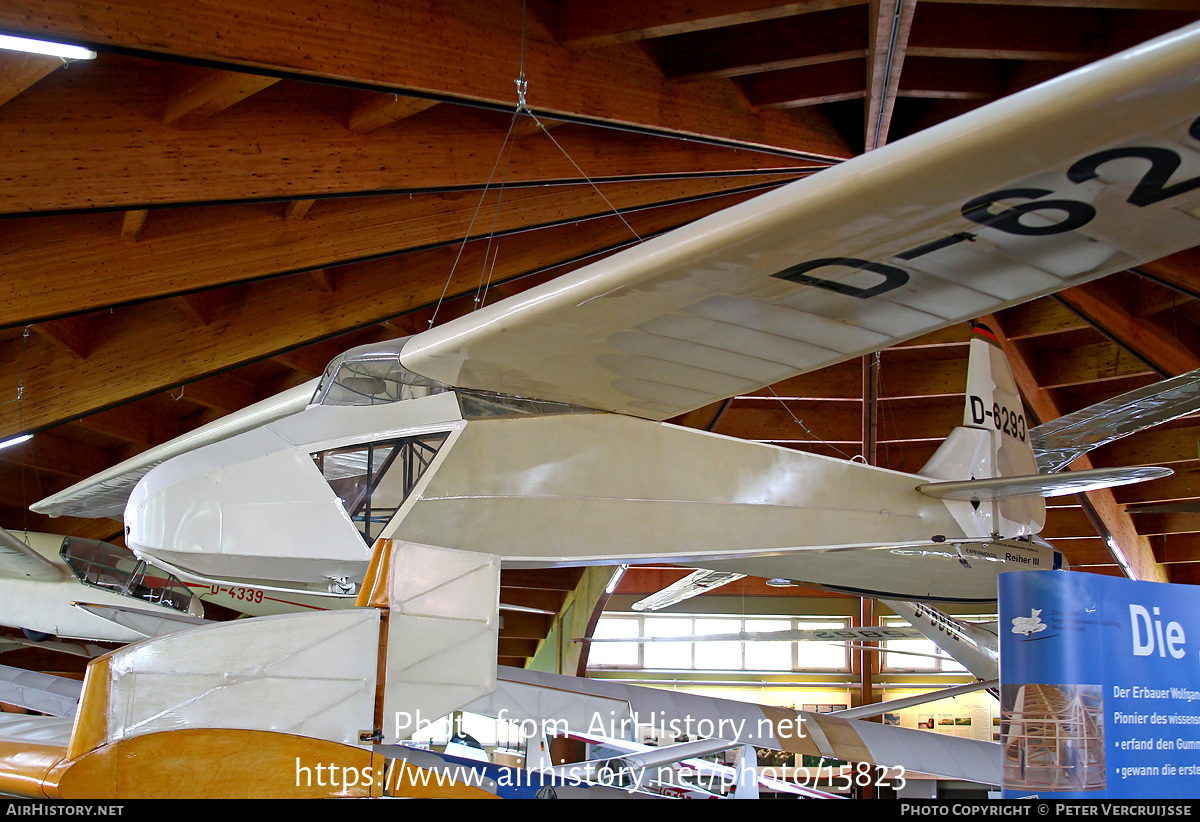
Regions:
[[0, 176, 794, 328], [864, 0, 916, 150], [0, 0, 851, 157]]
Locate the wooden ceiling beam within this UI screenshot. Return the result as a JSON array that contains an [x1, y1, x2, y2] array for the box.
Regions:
[[0, 176, 789, 328], [0, 190, 760, 439], [981, 314, 1166, 582], [557, 0, 867, 48], [0, 52, 61, 107], [120, 210, 148, 243], [173, 293, 212, 328], [283, 200, 316, 221], [743, 59, 866, 109], [163, 65, 280, 126], [347, 92, 439, 134], [658, 5, 866, 80], [864, 0, 916, 151], [31, 317, 90, 360], [0, 0, 851, 158]]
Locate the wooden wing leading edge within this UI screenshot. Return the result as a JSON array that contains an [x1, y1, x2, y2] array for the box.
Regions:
[[400, 23, 1200, 420]]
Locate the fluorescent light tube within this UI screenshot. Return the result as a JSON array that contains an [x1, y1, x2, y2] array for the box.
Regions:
[[0, 433, 32, 451], [0, 34, 95, 61]]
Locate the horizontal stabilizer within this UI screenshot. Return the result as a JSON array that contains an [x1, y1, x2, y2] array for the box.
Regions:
[[916, 466, 1171, 501], [631, 569, 746, 612], [72, 602, 210, 639], [0, 663, 82, 718]]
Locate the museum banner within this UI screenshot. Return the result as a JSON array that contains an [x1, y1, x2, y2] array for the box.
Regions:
[[1000, 570, 1200, 798]]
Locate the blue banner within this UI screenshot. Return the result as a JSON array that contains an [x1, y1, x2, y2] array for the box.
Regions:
[[1000, 570, 1200, 798]]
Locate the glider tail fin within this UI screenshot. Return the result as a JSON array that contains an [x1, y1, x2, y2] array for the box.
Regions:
[[920, 322, 1044, 536]]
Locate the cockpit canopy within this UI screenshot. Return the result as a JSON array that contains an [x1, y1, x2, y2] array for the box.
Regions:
[[312, 338, 450, 407]]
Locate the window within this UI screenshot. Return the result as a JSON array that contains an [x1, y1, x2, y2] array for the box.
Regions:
[[313, 339, 449, 407], [312, 433, 448, 542], [589, 614, 851, 672], [881, 616, 976, 673], [60, 537, 194, 613]]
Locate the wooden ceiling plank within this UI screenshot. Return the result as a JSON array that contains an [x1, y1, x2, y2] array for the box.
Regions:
[[864, 0, 916, 151], [0, 192, 756, 439], [163, 65, 281, 126], [0, 0, 851, 158], [982, 313, 1166, 582], [558, 0, 867, 48], [0, 176, 789, 328]]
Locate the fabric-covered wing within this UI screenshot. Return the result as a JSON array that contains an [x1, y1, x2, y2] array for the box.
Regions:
[[1032, 367, 1200, 473], [401, 24, 1200, 420], [0, 527, 62, 581], [32, 378, 318, 519]]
